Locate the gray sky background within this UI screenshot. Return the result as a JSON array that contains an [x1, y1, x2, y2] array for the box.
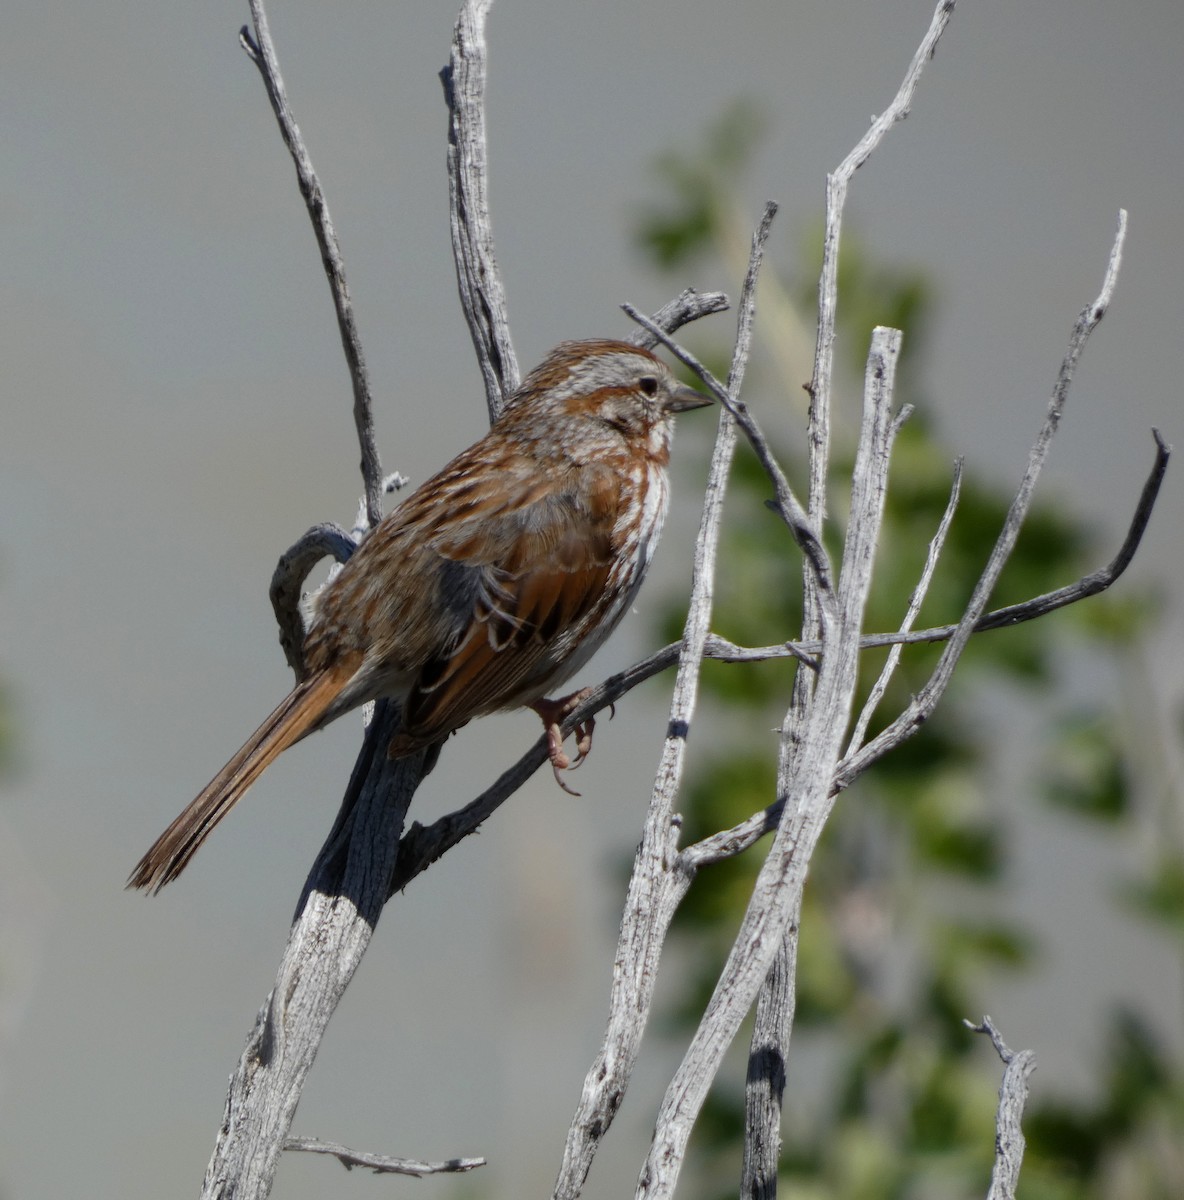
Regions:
[[1, 2, 1181, 1198]]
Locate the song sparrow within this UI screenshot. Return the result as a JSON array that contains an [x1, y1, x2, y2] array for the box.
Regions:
[[128, 338, 710, 892]]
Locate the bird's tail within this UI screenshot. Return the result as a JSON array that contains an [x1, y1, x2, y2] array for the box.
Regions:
[[127, 668, 348, 894]]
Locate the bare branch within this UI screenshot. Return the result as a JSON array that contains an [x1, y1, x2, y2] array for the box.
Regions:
[[622, 306, 835, 612], [552, 207, 776, 1200], [968, 426, 1168, 628], [283, 1137, 485, 1177], [733, 8, 964, 1147], [201, 705, 432, 1200], [689, 396, 1162, 878], [638, 328, 901, 1200], [836, 210, 1130, 790], [440, 0, 519, 417], [807, 0, 956, 524], [846, 457, 963, 754], [740, 914, 797, 1200], [240, 6, 384, 527], [268, 523, 358, 677], [269, 471, 407, 678], [839, 328, 903, 613], [629, 289, 732, 347], [965, 1018, 1038, 1200]]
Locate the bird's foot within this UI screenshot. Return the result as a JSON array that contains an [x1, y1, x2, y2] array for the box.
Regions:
[[531, 690, 613, 795]]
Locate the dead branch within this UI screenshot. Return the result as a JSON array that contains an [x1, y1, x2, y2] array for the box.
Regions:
[[239, 4, 384, 528], [283, 1137, 485, 1177], [440, 0, 519, 416], [965, 1018, 1038, 1200], [808, 0, 957, 521], [847, 457, 963, 753], [836, 210, 1129, 789], [636, 328, 904, 1200], [553, 205, 776, 1200]]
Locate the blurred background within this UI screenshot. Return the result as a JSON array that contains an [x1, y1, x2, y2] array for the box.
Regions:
[[1, 1, 1181, 1198]]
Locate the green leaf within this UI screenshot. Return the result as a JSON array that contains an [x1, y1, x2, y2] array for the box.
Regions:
[[1120, 853, 1184, 939], [1042, 712, 1131, 821]]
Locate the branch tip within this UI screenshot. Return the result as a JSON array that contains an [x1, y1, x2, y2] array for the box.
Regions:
[[238, 26, 261, 61]]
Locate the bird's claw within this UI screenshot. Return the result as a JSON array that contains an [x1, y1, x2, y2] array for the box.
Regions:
[[532, 690, 601, 795]]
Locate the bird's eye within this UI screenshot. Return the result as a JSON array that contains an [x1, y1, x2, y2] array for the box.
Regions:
[[638, 375, 660, 397]]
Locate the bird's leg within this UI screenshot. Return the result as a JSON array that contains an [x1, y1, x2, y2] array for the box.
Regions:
[[530, 689, 604, 794]]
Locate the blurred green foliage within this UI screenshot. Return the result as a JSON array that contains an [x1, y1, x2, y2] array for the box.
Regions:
[[636, 104, 1183, 1200]]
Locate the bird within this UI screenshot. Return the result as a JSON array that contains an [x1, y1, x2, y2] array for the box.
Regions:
[[128, 338, 711, 893]]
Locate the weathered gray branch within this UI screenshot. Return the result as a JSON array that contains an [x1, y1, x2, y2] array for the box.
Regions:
[[630, 288, 732, 347], [846, 455, 962, 754], [807, 0, 957, 524], [683, 425, 1162, 880], [836, 210, 1129, 788], [552, 204, 775, 1200], [283, 1137, 485, 1176], [636, 329, 903, 1200], [239, 4, 384, 529], [201, 706, 432, 1199], [440, 0, 519, 416], [268, 523, 356, 677], [740, 901, 797, 1200], [965, 1018, 1037, 1200]]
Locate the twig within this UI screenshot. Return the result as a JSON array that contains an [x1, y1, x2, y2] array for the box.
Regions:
[[629, 288, 731, 348], [622, 306, 835, 612], [440, 0, 519, 417], [283, 1137, 485, 1176], [962, 427, 1168, 629], [239, 7, 384, 527], [807, 0, 957, 524], [269, 470, 407, 678], [964, 1018, 1037, 1200], [836, 210, 1130, 791], [269, 523, 358, 677], [838, 328, 903, 618], [552, 206, 776, 1200], [846, 457, 963, 754]]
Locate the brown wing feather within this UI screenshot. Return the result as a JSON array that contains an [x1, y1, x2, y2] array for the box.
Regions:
[[402, 553, 614, 742], [310, 447, 626, 754], [397, 472, 621, 745]]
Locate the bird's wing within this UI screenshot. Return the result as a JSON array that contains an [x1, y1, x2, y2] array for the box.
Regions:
[[397, 458, 624, 743]]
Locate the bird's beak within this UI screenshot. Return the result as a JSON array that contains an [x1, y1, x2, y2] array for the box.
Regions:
[[664, 383, 713, 413]]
